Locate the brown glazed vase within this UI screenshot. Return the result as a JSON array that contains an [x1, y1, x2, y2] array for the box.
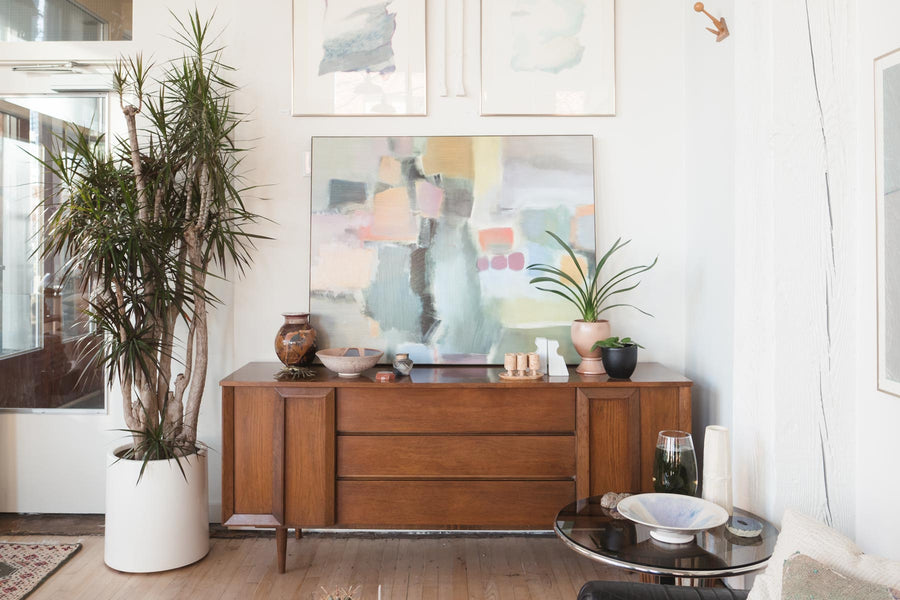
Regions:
[[570, 319, 611, 375], [274, 312, 318, 367]]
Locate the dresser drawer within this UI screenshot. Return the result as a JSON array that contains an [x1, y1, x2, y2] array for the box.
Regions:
[[336, 387, 575, 433], [336, 480, 574, 529], [337, 435, 575, 479]]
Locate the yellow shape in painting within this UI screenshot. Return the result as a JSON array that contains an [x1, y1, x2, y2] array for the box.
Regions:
[[378, 156, 403, 186], [370, 187, 417, 242], [311, 244, 377, 291], [367, 317, 381, 338], [473, 137, 503, 199], [560, 253, 589, 283], [421, 137, 474, 179]]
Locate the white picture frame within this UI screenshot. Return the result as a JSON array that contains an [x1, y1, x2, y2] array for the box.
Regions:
[[292, 0, 427, 116], [480, 0, 615, 116], [875, 47, 900, 398]]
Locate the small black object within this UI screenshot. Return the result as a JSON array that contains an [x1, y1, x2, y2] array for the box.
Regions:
[[601, 344, 638, 379]]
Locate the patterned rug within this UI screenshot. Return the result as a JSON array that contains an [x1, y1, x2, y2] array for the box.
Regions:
[[0, 542, 81, 600]]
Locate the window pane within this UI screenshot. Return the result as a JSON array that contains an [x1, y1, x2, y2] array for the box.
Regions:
[[0, 0, 132, 42], [0, 94, 105, 410]]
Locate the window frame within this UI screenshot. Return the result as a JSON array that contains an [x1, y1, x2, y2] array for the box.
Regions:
[[0, 89, 111, 414]]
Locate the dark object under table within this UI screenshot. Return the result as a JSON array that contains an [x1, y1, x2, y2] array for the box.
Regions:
[[578, 581, 749, 599]]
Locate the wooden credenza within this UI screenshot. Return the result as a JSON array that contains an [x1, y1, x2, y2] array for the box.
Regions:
[[220, 362, 692, 572]]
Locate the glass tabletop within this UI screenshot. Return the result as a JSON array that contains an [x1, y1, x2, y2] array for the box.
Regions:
[[555, 496, 778, 578]]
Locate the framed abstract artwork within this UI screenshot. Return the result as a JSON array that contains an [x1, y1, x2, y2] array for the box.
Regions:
[[309, 135, 596, 365], [875, 48, 900, 397], [480, 0, 615, 116], [292, 0, 426, 116]]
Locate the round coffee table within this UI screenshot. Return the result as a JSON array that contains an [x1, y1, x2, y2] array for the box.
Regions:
[[555, 495, 778, 584]]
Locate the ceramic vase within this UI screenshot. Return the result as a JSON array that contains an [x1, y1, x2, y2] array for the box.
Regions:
[[274, 312, 317, 367], [570, 320, 611, 375], [393, 353, 414, 377], [702, 425, 733, 515]]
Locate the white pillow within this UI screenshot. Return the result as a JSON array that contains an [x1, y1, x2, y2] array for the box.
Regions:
[[747, 509, 900, 600]]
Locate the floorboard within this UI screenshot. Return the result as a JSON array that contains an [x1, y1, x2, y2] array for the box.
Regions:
[[2, 534, 637, 599]]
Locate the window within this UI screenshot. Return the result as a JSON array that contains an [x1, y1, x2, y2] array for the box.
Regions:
[[0, 93, 105, 410], [0, 0, 133, 42]]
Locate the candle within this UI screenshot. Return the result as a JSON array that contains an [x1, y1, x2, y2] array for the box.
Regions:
[[516, 353, 527, 373], [504, 353, 516, 374]]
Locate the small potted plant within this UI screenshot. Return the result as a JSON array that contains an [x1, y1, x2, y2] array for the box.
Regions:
[[528, 231, 656, 375], [592, 337, 644, 379]]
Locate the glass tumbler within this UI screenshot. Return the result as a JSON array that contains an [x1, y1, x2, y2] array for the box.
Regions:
[[652, 430, 699, 496]]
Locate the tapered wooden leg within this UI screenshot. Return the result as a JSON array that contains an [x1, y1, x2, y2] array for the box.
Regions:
[[276, 527, 287, 574], [295, 528, 302, 539]]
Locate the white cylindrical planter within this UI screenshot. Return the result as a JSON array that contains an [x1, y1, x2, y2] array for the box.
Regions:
[[702, 425, 733, 515], [105, 445, 210, 572]]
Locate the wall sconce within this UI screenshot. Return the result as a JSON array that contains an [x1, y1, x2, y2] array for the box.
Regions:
[[694, 2, 729, 42]]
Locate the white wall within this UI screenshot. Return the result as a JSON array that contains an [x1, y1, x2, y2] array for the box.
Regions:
[[0, 0, 690, 519], [855, 0, 900, 560], [731, 0, 858, 536], [683, 0, 736, 465]]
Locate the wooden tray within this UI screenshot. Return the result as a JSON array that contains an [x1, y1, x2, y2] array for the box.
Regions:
[[498, 371, 545, 381]]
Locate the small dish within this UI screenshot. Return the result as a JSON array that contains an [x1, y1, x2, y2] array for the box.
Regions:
[[316, 347, 383, 378], [615, 493, 729, 544]]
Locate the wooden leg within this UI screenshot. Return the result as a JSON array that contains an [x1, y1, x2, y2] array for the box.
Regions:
[[276, 527, 287, 574], [295, 528, 302, 539]]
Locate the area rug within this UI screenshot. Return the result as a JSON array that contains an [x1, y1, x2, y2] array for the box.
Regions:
[[0, 542, 81, 600]]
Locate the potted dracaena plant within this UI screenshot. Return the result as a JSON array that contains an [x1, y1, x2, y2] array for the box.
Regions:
[[528, 231, 656, 374], [40, 11, 263, 572]]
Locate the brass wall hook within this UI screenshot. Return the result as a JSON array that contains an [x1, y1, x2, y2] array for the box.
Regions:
[[694, 2, 729, 42]]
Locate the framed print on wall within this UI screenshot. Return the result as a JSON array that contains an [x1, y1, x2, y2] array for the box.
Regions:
[[875, 48, 900, 397], [480, 0, 615, 116], [292, 0, 426, 116]]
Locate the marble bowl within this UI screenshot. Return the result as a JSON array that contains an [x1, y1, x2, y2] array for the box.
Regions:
[[615, 493, 729, 544], [316, 347, 383, 378]]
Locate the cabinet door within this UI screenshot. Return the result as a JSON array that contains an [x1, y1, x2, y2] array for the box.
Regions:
[[639, 387, 691, 493], [576, 388, 641, 498], [222, 386, 335, 528]]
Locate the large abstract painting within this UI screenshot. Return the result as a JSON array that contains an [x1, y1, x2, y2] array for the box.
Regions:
[[876, 49, 900, 397], [310, 135, 595, 364], [292, 0, 426, 116], [480, 0, 615, 116]]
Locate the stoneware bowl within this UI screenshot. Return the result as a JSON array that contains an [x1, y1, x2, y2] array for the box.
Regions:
[[316, 347, 383, 378], [615, 493, 729, 544]]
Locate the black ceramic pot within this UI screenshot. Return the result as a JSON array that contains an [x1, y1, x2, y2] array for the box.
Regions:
[[601, 344, 638, 379]]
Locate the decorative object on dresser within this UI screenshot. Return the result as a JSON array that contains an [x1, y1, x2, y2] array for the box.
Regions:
[[874, 47, 900, 397], [220, 362, 692, 573], [316, 348, 384, 378], [41, 11, 263, 573], [593, 337, 643, 380], [309, 135, 595, 365], [291, 0, 426, 115], [275, 312, 318, 367], [392, 353, 414, 377], [528, 233, 657, 375], [701, 425, 733, 515], [480, 0, 615, 115]]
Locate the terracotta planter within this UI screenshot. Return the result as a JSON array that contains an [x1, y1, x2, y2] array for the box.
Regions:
[[274, 312, 317, 367], [570, 320, 611, 375]]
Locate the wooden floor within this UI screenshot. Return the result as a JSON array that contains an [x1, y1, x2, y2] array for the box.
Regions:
[[6, 534, 635, 599]]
